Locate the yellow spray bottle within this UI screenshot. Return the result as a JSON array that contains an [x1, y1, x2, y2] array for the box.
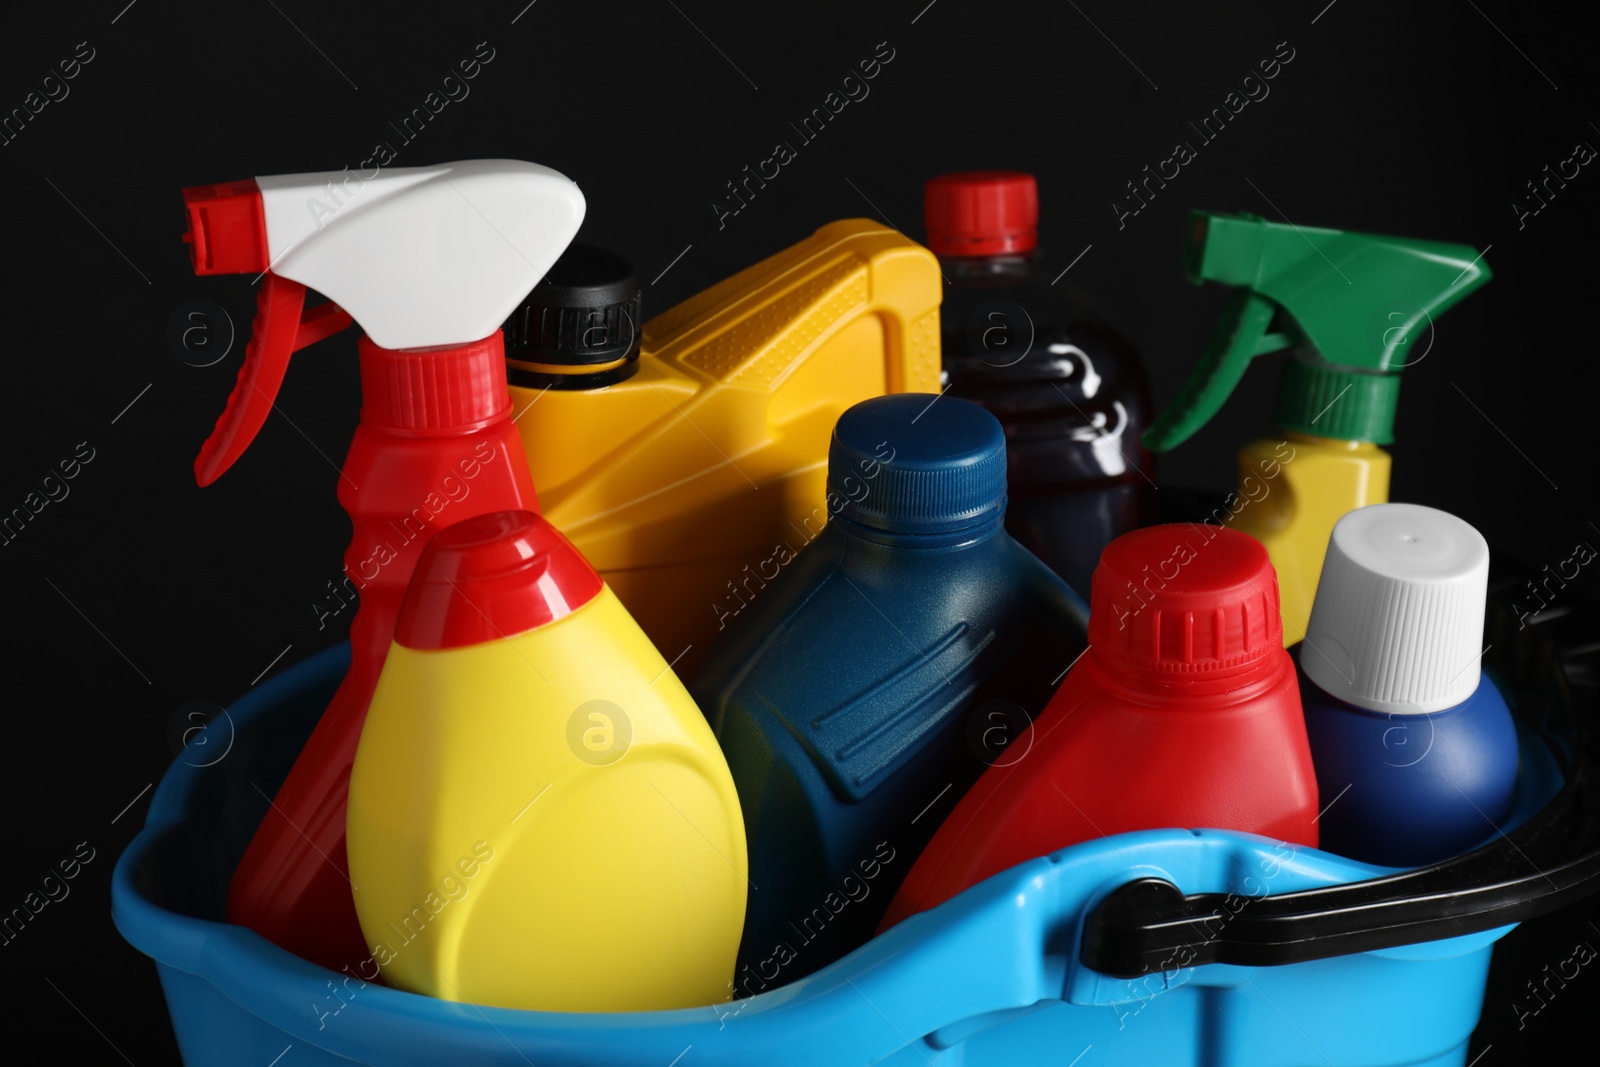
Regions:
[[1144, 211, 1491, 644], [346, 509, 747, 1012], [503, 219, 943, 679]]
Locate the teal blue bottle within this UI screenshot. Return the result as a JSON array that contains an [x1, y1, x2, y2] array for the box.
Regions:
[[693, 392, 1089, 991]]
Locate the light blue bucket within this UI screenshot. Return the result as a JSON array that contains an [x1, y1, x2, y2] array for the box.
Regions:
[[113, 640, 1585, 1066]]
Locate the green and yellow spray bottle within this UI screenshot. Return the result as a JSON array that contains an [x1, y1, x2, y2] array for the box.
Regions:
[[1144, 211, 1491, 644]]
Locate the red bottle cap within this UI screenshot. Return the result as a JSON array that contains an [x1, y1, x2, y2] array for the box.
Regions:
[[358, 331, 512, 434], [923, 171, 1039, 257], [394, 510, 604, 650], [1088, 525, 1283, 678]]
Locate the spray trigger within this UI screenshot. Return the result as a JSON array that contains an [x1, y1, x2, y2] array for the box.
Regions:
[[181, 161, 587, 485], [1145, 210, 1492, 453], [193, 274, 352, 486], [1143, 290, 1286, 453]]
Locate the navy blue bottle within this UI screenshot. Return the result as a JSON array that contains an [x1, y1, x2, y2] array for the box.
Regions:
[[1298, 503, 1519, 867], [693, 393, 1089, 990], [1301, 672, 1518, 866]]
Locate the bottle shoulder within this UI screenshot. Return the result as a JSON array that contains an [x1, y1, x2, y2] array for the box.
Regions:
[[1301, 670, 1516, 737], [940, 267, 1151, 463], [698, 532, 1086, 796], [1298, 665, 1520, 865]]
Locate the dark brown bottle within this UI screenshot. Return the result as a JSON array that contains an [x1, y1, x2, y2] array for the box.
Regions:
[[925, 170, 1154, 599]]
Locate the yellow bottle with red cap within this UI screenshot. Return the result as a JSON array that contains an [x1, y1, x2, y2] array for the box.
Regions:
[[346, 509, 747, 1012], [504, 220, 944, 680]]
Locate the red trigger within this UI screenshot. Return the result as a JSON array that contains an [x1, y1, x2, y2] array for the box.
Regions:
[[193, 274, 353, 487]]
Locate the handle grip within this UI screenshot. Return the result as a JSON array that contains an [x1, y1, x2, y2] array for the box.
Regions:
[[1082, 595, 1600, 977], [644, 219, 943, 392], [1082, 770, 1598, 976]]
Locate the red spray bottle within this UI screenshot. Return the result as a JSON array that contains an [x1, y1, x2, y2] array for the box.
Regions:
[[181, 160, 584, 969]]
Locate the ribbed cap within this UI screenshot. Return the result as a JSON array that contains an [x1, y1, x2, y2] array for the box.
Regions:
[[394, 510, 604, 650], [503, 244, 641, 388], [923, 171, 1039, 257], [1276, 358, 1401, 444], [1304, 503, 1490, 714], [358, 331, 510, 433], [1089, 525, 1283, 677], [829, 393, 1007, 537]]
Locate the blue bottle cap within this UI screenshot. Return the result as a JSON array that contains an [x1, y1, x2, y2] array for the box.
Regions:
[[828, 393, 1008, 536]]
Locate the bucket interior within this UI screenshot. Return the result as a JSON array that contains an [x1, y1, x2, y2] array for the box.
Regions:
[[128, 645, 346, 925]]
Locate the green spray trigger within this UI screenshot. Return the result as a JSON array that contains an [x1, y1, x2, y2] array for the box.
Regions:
[[1145, 211, 1492, 451]]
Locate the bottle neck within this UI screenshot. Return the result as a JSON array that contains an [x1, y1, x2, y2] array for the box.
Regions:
[[938, 249, 1041, 284], [1088, 644, 1294, 702], [829, 511, 1006, 551], [506, 354, 639, 391], [1294, 646, 1484, 718]]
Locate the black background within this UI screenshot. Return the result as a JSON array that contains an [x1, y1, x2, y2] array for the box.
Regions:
[[2, 1, 1597, 1062]]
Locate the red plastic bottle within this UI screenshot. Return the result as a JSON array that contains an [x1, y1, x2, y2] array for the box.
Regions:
[[182, 161, 584, 970], [226, 335, 539, 969], [883, 524, 1319, 927]]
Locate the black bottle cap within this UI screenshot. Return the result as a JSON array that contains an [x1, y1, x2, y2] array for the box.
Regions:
[[504, 244, 642, 390]]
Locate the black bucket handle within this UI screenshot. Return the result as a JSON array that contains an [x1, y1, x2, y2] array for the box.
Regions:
[[1081, 588, 1600, 979]]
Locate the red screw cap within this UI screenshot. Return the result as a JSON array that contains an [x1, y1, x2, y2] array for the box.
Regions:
[[923, 171, 1039, 257], [1088, 525, 1283, 677], [357, 330, 512, 434], [394, 510, 604, 650]]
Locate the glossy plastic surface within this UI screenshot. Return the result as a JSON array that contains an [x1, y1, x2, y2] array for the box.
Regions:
[[349, 538, 745, 1010], [694, 398, 1089, 980], [1303, 669, 1520, 867], [1229, 433, 1392, 644], [886, 525, 1319, 926], [935, 208, 1153, 598], [225, 333, 540, 973], [114, 639, 1560, 1066], [509, 219, 943, 681], [391, 509, 602, 649], [923, 171, 1038, 256]]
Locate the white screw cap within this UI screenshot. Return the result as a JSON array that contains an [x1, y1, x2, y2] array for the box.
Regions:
[[1303, 503, 1489, 714]]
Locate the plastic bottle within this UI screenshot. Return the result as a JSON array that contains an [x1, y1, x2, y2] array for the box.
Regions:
[[926, 171, 1154, 599], [180, 160, 583, 970], [505, 219, 944, 683], [883, 523, 1320, 927], [346, 510, 746, 1011], [1143, 211, 1493, 644], [1299, 503, 1518, 867], [693, 392, 1089, 987]]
